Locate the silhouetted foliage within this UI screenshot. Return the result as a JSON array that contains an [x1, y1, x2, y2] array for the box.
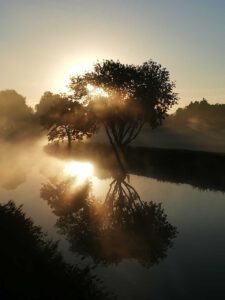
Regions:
[[41, 173, 177, 267], [0, 201, 114, 300], [37, 92, 96, 147], [0, 90, 39, 140], [170, 99, 225, 131], [70, 60, 177, 147], [36, 91, 60, 116]]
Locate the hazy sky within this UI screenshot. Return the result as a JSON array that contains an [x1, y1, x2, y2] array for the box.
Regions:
[[0, 0, 225, 110]]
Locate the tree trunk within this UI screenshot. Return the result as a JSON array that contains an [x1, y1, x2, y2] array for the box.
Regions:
[[65, 127, 72, 149], [67, 134, 72, 149], [104, 124, 126, 174]]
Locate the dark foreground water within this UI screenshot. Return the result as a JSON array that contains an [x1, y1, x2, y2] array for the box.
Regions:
[[0, 138, 225, 299]]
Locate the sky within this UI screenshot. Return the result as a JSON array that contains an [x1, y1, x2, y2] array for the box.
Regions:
[[0, 0, 225, 111]]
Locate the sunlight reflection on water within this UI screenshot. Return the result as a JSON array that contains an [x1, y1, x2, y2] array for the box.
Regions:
[[63, 161, 94, 183]]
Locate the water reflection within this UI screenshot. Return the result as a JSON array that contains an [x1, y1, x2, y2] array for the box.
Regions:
[[45, 143, 225, 192], [0, 201, 114, 300], [40, 177, 90, 216], [64, 161, 94, 182], [1, 140, 224, 299], [125, 147, 225, 193], [41, 170, 177, 267]]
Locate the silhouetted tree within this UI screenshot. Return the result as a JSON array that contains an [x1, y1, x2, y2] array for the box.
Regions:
[[38, 93, 96, 147], [0, 201, 114, 300], [0, 90, 38, 140], [69, 60, 178, 148], [35, 91, 60, 116]]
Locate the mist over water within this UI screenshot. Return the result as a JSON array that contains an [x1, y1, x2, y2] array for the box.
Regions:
[[0, 136, 225, 299]]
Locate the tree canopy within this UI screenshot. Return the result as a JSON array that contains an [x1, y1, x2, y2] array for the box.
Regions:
[[0, 90, 38, 140], [35, 91, 60, 117], [38, 92, 96, 147], [70, 60, 178, 146]]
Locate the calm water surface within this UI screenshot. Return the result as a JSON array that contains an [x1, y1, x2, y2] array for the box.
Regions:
[[0, 139, 224, 299]]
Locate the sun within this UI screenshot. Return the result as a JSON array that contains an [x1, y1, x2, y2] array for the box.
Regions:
[[87, 83, 108, 98], [87, 83, 95, 92], [63, 161, 94, 183], [55, 60, 94, 93], [54, 59, 109, 99]]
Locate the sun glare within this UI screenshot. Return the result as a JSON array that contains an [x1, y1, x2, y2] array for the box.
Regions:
[[87, 84, 108, 98], [64, 161, 94, 183], [55, 60, 94, 93], [87, 83, 95, 92]]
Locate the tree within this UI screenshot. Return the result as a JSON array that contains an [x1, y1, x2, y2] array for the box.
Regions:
[[0, 201, 114, 299], [35, 91, 60, 116], [38, 92, 96, 147], [69, 60, 178, 148], [0, 90, 37, 140]]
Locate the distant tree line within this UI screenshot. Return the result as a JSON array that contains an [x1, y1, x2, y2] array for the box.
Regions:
[[169, 98, 225, 131]]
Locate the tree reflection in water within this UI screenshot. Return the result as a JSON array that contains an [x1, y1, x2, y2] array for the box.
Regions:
[[41, 170, 177, 267]]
